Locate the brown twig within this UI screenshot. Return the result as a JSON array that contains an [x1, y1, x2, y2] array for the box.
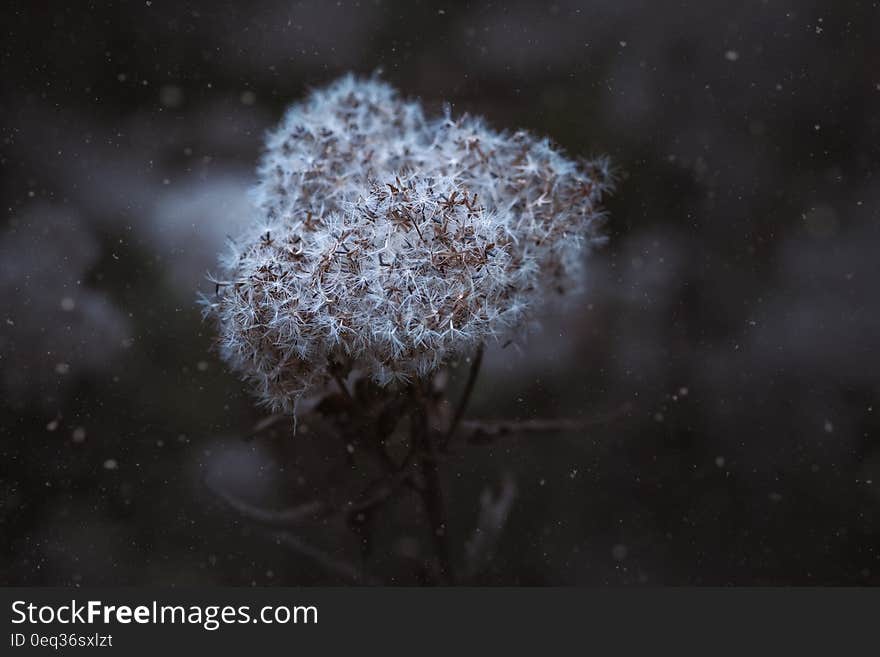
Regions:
[[346, 468, 414, 516], [207, 473, 394, 584], [457, 403, 633, 445], [251, 413, 289, 435], [270, 531, 382, 585], [209, 467, 413, 527], [461, 418, 590, 443], [206, 477, 325, 525]]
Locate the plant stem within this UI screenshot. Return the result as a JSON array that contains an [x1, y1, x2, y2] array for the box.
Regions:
[[411, 383, 454, 584], [442, 343, 484, 451]]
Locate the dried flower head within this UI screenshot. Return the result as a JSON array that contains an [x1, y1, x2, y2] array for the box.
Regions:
[[203, 75, 610, 411]]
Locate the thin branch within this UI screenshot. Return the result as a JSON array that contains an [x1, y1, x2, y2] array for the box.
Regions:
[[441, 343, 484, 450], [251, 413, 289, 435], [270, 531, 382, 585], [207, 477, 325, 525], [208, 467, 413, 528], [345, 468, 414, 517], [209, 478, 385, 584], [458, 403, 633, 445], [461, 418, 589, 443]]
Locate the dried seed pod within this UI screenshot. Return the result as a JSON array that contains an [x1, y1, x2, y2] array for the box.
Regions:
[[203, 75, 610, 411]]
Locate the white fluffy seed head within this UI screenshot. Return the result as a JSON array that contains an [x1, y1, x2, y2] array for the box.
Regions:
[[203, 75, 611, 411]]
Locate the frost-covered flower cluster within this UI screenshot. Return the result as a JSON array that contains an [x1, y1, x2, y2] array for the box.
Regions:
[[204, 75, 610, 411]]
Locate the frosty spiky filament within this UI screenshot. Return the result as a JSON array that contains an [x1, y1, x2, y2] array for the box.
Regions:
[[204, 75, 610, 411]]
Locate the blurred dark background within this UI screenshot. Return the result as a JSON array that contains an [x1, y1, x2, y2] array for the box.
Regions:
[[1, 0, 878, 585]]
